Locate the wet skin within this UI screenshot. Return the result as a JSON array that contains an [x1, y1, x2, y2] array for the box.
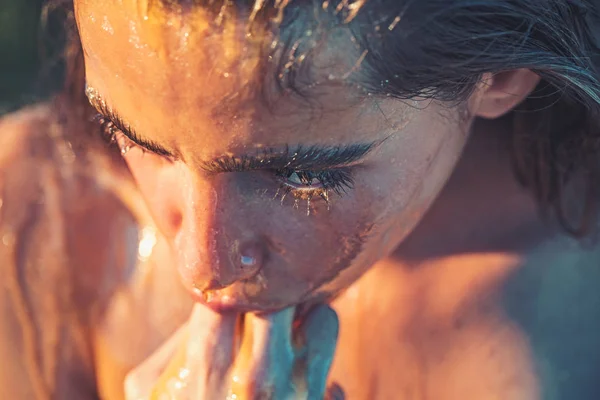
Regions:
[[5, 1, 581, 399], [3, 107, 582, 400], [71, 2, 560, 398], [75, 0, 473, 312], [73, 2, 490, 397]]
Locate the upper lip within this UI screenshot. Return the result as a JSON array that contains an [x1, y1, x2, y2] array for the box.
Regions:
[[189, 288, 280, 314]]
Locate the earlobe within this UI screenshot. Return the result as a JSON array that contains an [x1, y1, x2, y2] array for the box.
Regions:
[[470, 69, 541, 119]]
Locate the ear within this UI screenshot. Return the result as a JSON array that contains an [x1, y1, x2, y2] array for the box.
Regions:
[[469, 69, 541, 119]]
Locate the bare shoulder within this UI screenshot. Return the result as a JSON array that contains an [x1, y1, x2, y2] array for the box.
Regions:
[[502, 232, 600, 400], [0, 104, 140, 399], [0, 103, 53, 160], [0, 102, 143, 294], [0, 102, 52, 130], [0, 102, 140, 235]]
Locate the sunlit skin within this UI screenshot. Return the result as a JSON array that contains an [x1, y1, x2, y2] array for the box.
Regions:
[[7, 0, 600, 399], [69, 1, 554, 399], [76, 0, 471, 312]]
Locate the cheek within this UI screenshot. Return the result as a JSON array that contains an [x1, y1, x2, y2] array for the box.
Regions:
[[367, 112, 471, 252], [252, 196, 379, 302], [273, 175, 400, 308], [302, 117, 471, 296]]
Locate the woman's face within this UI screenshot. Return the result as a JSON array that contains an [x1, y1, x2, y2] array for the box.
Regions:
[[75, 0, 473, 312]]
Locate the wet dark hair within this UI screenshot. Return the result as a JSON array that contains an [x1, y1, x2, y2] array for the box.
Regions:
[[47, 0, 600, 236]]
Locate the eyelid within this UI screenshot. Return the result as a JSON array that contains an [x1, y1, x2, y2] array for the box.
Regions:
[[277, 166, 355, 193], [272, 167, 355, 215], [111, 120, 173, 158], [86, 92, 177, 159], [95, 113, 177, 162], [200, 142, 379, 174]]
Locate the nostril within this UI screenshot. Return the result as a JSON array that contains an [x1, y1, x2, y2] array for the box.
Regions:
[[236, 240, 265, 279], [202, 278, 226, 291], [241, 254, 258, 267], [193, 240, 267, 292]]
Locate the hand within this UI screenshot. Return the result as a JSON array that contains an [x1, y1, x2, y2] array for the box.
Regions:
[[124, 303, 343, 400]]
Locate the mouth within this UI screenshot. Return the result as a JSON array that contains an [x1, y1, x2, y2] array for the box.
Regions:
[[189, 287, 285, 314]]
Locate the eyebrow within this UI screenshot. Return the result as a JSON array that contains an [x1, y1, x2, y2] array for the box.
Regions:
[[86, 86, 383, 172], [201, 142, 380, 173]]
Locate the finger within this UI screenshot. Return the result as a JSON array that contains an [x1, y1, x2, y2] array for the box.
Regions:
[[185, 304, 238, 397], [124, 325, 188, 400], [231, 307, 296, 399], [300, 305, 339, 400]]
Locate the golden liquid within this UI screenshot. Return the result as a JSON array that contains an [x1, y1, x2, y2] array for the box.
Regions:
[[148, 333, 189, 400], [147, 314, 254, 400]]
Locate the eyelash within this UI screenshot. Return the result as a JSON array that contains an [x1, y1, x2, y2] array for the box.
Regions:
[[95, 114, 144, 156], [95, 114, 354, 215], [273, 169, 354, 214]]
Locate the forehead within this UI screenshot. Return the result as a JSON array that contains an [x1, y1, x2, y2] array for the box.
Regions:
[[77, 1, 364, 108], [76, 0, 411, 154]]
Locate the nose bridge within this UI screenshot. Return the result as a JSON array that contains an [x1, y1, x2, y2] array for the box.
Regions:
[[176, 174, 265, 291]]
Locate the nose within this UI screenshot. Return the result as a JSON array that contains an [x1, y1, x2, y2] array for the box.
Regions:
[[237, 240, 265, 278], [177, 231, 268, 293], [201, 239, 266, 290], [174, 175, 268, 293]]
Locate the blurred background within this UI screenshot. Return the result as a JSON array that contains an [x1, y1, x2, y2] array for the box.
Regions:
[[0, 0, 52, 114]]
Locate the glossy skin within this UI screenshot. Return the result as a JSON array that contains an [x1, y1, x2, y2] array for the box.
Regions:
[[8, 1, 587, 399], [76, 0, 476, 312], [6, 107, 600, 400], [71, 2, 550, 398]]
